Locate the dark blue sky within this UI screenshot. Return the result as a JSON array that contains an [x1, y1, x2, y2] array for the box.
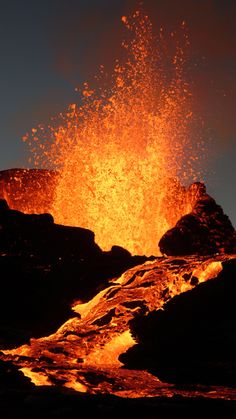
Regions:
[[0, 0, 236, 226]]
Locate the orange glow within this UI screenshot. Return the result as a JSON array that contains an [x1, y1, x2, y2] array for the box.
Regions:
[[20, 367, 52, 387], [21, 11, 203, 256], [0, 11, 234, 400], [0, 169, 57, 215]]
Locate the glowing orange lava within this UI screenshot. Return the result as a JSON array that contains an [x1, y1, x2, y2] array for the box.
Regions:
[[2, 254, 231, 396], [24, 11, 203, 255]]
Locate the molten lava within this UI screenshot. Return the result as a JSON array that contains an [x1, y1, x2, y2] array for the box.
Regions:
[[21, 11, 203, 255], [0, 169, 57, 215], [1, 254, 234, 398], [1, 10, 236, 404]]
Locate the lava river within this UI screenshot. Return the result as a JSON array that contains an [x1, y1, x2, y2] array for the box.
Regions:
[[1, 253, 236, 399]]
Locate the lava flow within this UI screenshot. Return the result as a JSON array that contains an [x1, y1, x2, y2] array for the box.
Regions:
[[0, 7, 236, 407], [20, 11, 204, 256], [1, 254, 235, 398]]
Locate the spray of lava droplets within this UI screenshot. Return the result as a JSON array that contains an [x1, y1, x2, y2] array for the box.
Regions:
[[24, 11, 204, 256]]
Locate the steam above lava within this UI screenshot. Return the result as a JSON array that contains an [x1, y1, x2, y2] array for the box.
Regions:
[[23, 11, 204, 255]]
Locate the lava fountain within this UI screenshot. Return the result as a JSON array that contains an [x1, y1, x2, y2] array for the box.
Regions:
[[24, 11, 203, 255]]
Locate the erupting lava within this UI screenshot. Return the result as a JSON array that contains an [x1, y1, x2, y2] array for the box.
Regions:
[[23, 11, 203, 255], [1, 8, 236, 407]]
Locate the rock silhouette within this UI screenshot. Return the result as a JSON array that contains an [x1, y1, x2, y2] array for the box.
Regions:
[[0, 198, 150, 348], [0, 197, 101, 260], [159, 182, 236, 256], [120, 258, 236, 386]]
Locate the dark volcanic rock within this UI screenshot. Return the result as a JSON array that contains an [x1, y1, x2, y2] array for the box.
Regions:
[[0, 358, 32, 391], [0, 381, 235, 419], [159, 182, 236, 256], [120, 258, 236, 386], [0, 199, 150, 348], [0, 198, 101, 260]]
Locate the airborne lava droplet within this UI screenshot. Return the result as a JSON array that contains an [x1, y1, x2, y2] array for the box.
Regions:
[[25, 11, 204, 255]]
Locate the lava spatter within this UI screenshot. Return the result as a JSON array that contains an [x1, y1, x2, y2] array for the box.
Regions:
[[23, 11, 203, 255]]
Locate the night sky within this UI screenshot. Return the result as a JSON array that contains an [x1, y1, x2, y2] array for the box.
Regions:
[[0, 0, 235, 226]]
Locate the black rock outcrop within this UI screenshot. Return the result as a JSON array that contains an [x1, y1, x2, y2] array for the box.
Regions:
[[120, 258, 236, 386], [159, 182, 236, 256], [0, 199, 149, 348], [0, 198, 101, 260]]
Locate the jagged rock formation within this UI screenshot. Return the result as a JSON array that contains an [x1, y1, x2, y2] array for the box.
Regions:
[[159, 182, 236, 256], [120, 258, 236, 386]]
